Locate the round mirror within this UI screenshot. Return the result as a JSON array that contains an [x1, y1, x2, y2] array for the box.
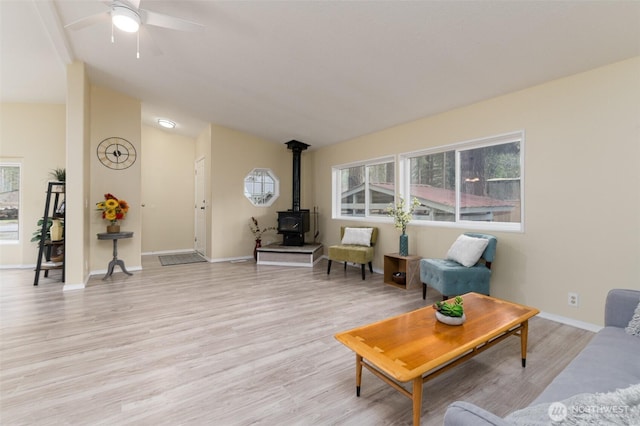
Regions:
[[244, 168, 279, 207]]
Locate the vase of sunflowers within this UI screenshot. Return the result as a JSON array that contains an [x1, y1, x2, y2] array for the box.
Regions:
[[96, 193, 129, 233]]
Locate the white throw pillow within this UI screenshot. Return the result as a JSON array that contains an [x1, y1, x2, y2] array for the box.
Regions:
[[341, 227, 373, 246], [505, 383, 640, 425], [625, 301, 640, 337], [446, 234, 489, 267]]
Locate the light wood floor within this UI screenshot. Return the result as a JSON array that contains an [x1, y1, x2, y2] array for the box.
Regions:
[[1, 257, 594, 425]]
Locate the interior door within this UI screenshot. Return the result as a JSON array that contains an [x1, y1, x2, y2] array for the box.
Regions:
[[194, 157, 206, 255]]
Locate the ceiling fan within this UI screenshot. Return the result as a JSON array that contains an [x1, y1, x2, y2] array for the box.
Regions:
[[64, 0, 204, 56]]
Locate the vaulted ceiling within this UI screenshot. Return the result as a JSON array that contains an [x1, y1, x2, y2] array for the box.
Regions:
[[2, 1, 639, 148]]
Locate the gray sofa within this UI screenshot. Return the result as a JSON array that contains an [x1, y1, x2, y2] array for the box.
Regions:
[[444, 288, 640, 425]]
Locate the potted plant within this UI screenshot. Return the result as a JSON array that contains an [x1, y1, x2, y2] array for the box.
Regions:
[[433, 296, 466, 325], [386, 196, 420, 256], [47, 168, 66, 193], [31, 217, 53, 243], [31, 217, 64, 262], [49, 168, 65, 182], [249, 217, 276, 260], [96, 193, 129, 233]]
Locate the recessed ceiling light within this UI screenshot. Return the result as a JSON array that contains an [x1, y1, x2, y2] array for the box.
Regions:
[[158, 119, 176, 129], [112, 6, 141, 33]]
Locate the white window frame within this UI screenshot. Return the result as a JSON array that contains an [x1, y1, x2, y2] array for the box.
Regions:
[[332, 155, 396, 222], [0, 161, 22, 244], [243, 168, 280, 207], [399, 131, 525, 233]]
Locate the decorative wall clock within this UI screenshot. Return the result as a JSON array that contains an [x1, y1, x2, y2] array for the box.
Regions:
[[97, 137, 137, 170]]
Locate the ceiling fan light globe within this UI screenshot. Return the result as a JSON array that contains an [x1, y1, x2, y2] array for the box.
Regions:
[[112, 6, 140, 33]]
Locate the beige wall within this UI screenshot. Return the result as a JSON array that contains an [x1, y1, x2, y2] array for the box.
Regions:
[[193, 124, 300, 260], [65, 61, 91, 289], [141, 125, 196, 253], [2, 57, 637, 327], [0, 103, 66, 267], [209, 125, 290, 259], [0, 87, 299, 269], [313, 57, 640, 326], [89, 86, 142, 272]]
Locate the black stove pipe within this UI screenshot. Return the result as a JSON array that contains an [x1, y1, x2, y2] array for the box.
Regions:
[[285, 140, 310, 212]]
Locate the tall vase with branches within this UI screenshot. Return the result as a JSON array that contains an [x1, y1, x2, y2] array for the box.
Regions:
[[386, 197, 420, 256], [249, 217, 276, 261]]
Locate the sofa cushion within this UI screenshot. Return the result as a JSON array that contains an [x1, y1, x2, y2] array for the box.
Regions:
[[443, 290, 640, 426], [446, 234, 489, 267], [531, 327, 640, 405], [341, 227, 373, 246], [444, 401, 511, 426], [605, 289, 640, 328], [625, 301, 640, 337], [420, 258, 491, 296], [328, 244, 374, 264], [505, 383, 640, 425]]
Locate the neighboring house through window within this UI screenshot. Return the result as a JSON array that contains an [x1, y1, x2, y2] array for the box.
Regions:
[[400, 131, 524, 231], [332, 131, 524, 232], [333, 157, 395, 219]]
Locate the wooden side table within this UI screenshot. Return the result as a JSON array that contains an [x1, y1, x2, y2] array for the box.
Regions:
[[97, 231, 134, 280], [383, 253, 422, 290]]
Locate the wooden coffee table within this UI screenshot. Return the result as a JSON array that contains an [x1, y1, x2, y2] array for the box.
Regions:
[[334, 292, 539, 426]]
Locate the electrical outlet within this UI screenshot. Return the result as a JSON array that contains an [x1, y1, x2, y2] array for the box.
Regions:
[[568, 292, 579, 307]]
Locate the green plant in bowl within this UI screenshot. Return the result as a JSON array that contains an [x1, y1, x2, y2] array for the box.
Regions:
[[433, 296, 464, 317]]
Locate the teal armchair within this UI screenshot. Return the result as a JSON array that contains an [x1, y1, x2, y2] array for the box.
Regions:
[[420, 233, 497, 300]]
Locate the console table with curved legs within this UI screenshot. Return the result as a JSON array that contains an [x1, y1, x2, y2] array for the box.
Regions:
[[97, 231, 134, 280]]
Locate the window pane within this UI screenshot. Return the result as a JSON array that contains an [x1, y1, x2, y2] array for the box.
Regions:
[[409, 150, 455, 222], [340, 165, 365, 216], [367, 162, 394, 216], [244, 168, 279, 206], [459, 142, 521, 223], [0, 165, 20, 241]]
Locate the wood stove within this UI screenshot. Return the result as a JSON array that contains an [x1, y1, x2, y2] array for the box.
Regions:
[[278, 210, 310, 246], [278, 140, 310, 246]]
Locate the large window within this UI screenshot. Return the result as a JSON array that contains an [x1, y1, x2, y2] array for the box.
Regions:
[[0, 163, 20, 242], [333, 157, 395, 219], [402, 131, 523, 231]]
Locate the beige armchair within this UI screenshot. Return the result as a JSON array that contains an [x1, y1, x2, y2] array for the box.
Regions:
[[327, 226, 378, 280]]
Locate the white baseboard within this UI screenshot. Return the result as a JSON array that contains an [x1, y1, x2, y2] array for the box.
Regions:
[[537, 311, 602, 333], [63, 282, 85, 291], [321, 254, 601, 331], [142, 249, 198, 256], [212, 256, 252, 263], [0, 264, 35, 269], [89, 265, 143, 278]]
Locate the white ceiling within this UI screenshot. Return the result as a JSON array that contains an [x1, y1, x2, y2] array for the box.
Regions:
[[2, 0, 639, 148]]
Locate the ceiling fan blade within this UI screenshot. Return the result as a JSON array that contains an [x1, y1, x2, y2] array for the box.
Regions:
[[124, 0, 141, 9], [103, 0, 141, 10], [64, 11, 110, 31], [139, 26, 163, 57], [141, 9, 205, 33]]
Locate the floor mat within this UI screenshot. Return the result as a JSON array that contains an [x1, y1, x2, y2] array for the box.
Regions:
[[158, 253, 207, 266]]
